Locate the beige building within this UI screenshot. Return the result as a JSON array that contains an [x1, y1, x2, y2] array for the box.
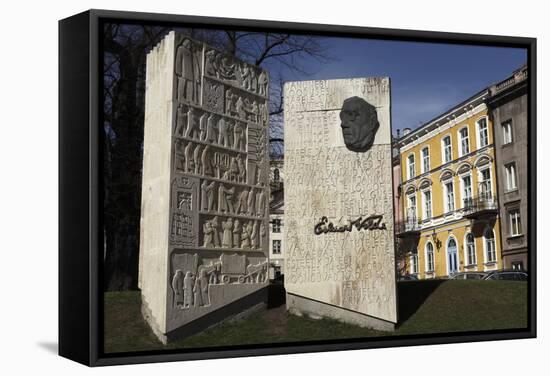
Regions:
[[269, 159, 284, 278]]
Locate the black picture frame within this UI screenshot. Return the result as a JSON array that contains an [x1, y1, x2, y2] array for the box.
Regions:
[[59, 8, 536, 367]]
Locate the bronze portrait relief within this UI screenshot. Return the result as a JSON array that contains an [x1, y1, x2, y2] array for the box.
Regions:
[[339, 96, 380, 152]]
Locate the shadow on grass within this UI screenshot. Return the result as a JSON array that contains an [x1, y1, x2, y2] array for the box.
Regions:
[[397, 279, 446, 326]]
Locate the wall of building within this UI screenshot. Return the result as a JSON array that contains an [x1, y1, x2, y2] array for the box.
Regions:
[[491, 83, 528, 270], [398, 105, 503, 278]]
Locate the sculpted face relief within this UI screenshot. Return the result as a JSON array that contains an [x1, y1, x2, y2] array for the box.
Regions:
[[339, 96, 380, 152]]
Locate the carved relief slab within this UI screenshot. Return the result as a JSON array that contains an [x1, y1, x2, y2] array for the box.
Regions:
[[283, 78, 397, 324]]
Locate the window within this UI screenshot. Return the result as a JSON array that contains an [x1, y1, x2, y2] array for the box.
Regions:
[[273, 168, 280, 183], [445, 181, 455, 213], [461, 175, 472, 207], [272, 218, 281, 233], [407, 194, 417, 220], [410, 250, 419, 274], [422, 147, 430, 173], [479, 168, 492, 199], [422, 190, 432, 220], [442, 136, 452, 163], [272, 240, 281, 254], [509, 209, 522, 236], [478, 117, 489, 148], [466, 233, 476, 266], [502, 120, 513, 144], [511, 261, 523, 271], [459, 127, 470, 156], [485, 229, 496, 263], [426, 242, 434, 272], [505, 163, 518, 191], [407, 154, 415, 179]]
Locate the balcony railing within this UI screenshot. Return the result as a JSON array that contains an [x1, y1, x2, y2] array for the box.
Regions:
[[395, 217, 421, 237], [463, 194, 498, 219]]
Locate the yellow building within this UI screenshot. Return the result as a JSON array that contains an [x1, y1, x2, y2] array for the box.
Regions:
[[396, 89, 502, 279]]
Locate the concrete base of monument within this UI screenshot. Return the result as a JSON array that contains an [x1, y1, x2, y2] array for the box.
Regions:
[[141, 287, 269, 344], [286, 293, 395, 332]]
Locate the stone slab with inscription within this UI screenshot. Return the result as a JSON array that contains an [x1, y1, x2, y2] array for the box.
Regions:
[[138, 32, 270, 343], [284, 78, 397, 329]]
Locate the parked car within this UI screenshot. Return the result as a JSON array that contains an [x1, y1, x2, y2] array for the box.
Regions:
[[397, 274, 418, 281], [483, 270, 528, 281], [449, 272, 488, 280]]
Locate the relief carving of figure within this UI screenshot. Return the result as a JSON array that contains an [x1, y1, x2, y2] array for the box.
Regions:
[[256, 184, 266, 217], [201, 145, 212, 176], [258, 70, 268, 96], [218, 117, 229, 147], [193, 144, 202, 175], [185, 107, 201, 140], [241, 222, 251, 249], [206, 113, 218, 144], [229, 157, 239, 182], [203, 221, 215, 247], [175, 39, 201, 103], [259, 222, 266, 248], [218, 183, 235, 213], [222, 217, 233, 248], [260, 102, 269, 127], [236, 188, 248, 214], [205, 180, 216, 211], [240, 64, 252, 91], [237, 156, 246, 182], [183, 271, 194, 308], [201, 180, 215, 212], [233, 219, 241, 248], [174, 139, 186, 172], [171, 269, 184, 308], [247, 187, 256, 216], [205, 49, 219, 77], [193, 269, 210, 307], [236, 96, 245, 119], [249, 68, 258, 93], [251, 100, 259, 123], [184, 142, 194, 173], [251, 221, 259, 249], [210, 216, 221, 247], [339, 96, 380, 153], [199, 112, 208, 141], [226, 89, 237, 117], [175, 104, 188, 137], [219, 55, 237, 81], [233, 122, 244, 150]]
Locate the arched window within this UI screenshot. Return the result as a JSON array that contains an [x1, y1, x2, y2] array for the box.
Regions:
[[466, 233, 476, 266], [410, 250, 419, 275], [447, 237, 458, 275], [485, 229, 496, 263], [273, 168, 280, 183], [425, 242, 434, 272]]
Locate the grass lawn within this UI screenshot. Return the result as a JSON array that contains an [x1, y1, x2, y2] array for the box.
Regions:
[[104, 280, 528, 353]]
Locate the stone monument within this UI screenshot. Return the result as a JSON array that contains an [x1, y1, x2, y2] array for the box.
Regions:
[[284, 78, 397, 330], [139, 32, 270, 343]]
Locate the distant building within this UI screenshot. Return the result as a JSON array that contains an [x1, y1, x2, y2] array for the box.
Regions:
[[487, 65, 529, 270], [269, 159, 284, 278], [396, 89, 503, 278]]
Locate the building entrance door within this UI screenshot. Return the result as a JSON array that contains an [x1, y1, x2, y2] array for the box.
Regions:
[[447, 237, 458, 275]]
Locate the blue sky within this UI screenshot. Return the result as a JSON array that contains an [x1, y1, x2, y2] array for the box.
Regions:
[[270, 37, 527, 136]]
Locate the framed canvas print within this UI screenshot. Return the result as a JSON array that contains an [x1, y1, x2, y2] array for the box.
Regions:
[[59, 9, 536, 366]]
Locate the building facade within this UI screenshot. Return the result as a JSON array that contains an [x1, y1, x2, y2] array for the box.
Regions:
[[269, 159, 285, 278], [487, 65, 529, 270], [396, 90, 503, 279]]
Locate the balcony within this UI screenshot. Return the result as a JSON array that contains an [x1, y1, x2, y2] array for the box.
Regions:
[[395, 217, 421, 238], [463, 194, 498, 219]]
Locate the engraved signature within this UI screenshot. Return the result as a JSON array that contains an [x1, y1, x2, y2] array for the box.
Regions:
[[314, 215, 386, 235]]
